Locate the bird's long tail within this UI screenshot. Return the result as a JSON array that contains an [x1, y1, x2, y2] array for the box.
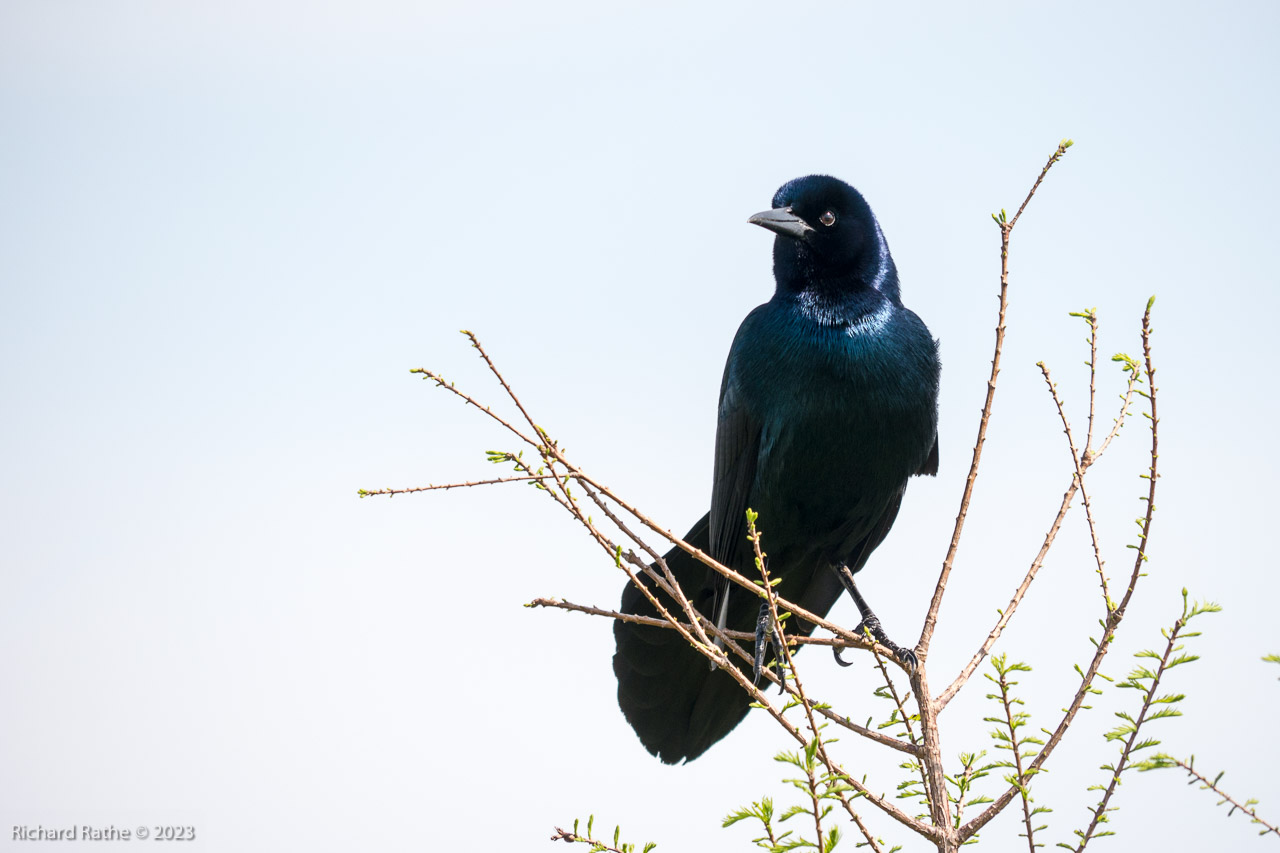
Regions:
[[611, 513, 756, 764]]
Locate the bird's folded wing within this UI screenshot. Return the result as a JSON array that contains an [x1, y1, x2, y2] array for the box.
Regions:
[[708, 379, 762, 607], [841, 484, 906, 576], [916, 436, 939, 477]]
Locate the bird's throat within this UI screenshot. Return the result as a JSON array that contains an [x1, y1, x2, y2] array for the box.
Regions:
[[791, 285, 890, 333]]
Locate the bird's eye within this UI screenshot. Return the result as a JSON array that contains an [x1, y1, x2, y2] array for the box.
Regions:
[[819, 211, 837, 227]]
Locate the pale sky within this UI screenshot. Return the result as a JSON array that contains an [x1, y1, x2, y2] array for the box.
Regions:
[[3, 2, 1278, 851]]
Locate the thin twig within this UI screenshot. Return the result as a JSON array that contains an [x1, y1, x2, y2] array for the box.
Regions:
[[408, 367, 539, 448], [462, 329, 546, 444], [1039, 362, 1112, 609], [960, 300, 1159, 842], [550, 823, 648, 853], [937, 481, 1076, 709], [752, 516, 828, 853], [938, 336, 1137, 709], [1083, 309, 1099, 454], [1072, 613, 1185, 850], [986, 659, 1041, 852], [1093, 365, 1139, 461], [749, 514, 902, 850], [838, 798, 885, 853], [539, 446, 898, 663], [1165, 757, 1279, 838], [528, 596, 877, 656], [528, 597, 907, 655], [577, 477, 717, 651], [358, 474, 552, 497], [950, 754, 990, 833], [1007, 142, 1072, 230], [918, 138, 1073, 660], [870, 643, 931, 805], [814, 706, 921, 756]]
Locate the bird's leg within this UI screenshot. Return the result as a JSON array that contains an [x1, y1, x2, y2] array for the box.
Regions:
[[753, 602, 788, 693], [832, 563, 918, 671], [708, 584, 730, 671], [752, 604, 770, 684]]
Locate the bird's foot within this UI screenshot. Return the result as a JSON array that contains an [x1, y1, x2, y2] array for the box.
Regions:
[[853, 615, 918, 672], [831, 562, 918, 671], [753, 602, 788, 693]]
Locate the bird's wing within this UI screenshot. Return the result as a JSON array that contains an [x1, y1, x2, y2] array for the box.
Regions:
[[708, 375, 762, 620], [916, 436, 939, 477], [844, 484, 907, 574]]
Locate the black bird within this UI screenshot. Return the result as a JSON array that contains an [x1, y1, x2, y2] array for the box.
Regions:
[[612, 175, 940, 764]]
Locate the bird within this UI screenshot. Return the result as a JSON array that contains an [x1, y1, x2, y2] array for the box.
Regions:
[[611, 174, 940, 764]]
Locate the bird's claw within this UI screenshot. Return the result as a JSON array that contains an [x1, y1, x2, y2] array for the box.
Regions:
[[854, 614, 883, 638], [753, 603, 787, 693], [854, 617, 918, 672], [752, 610, 768, 683], [832, 564, 917, 672]]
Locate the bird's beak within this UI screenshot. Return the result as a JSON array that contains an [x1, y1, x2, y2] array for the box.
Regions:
[[748, 207, 814, 239]]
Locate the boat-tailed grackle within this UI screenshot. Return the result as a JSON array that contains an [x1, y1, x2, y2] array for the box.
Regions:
[[612, 175, 940, 764]]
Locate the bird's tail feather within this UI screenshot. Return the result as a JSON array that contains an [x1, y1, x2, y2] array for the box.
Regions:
[[611, 513, 756, 764]]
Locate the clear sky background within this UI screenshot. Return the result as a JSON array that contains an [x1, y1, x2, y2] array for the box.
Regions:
[[3, 2, 1277, 851]]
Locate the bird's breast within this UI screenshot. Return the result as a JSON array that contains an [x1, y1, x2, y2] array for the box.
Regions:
[[733, 301, 938, 492]]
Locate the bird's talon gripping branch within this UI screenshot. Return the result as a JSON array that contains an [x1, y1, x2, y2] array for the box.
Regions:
[[838, 562, 917, 671], [752, 603, 769, 683], [877, 637, 918, 671], [853, 617, 919, 672], [753, 602, 787, 692]]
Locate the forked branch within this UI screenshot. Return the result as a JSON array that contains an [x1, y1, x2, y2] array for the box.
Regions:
[[918, 139, 1073, 660], [960, 299, 1160, 842]]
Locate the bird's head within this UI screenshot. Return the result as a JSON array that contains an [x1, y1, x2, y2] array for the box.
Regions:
[[749, 174, 895, 298]]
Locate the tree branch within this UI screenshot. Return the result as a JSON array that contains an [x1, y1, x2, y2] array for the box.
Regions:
[[918, 139, 1073, 660], [960, 299, 1159, 842]]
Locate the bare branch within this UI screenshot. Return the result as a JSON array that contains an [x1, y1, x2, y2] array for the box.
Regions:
[[937, 480, 1076, 709], [1007, 140, 1074, 230], [539, 451, 902, 663], [550, 819, 654, 853], [938, 331, 1140, 708], [528, 595, 919, 756], [407, 367, 539, 448], [358, 474, 552, 497], [960, 299, 1160, 842], [1039, 362, 1112, 609], [1071, 617, 1184, 851], [870, 643, 931, 803], [462, 330, 546, 443], [1090, 353, 1141, 458], [750, 513, 894, 851], [576, 477, 717, 651], [918, 139, 1074, 660], [837, 798, 885, 853], [1083, 308, 1099, 454], [1158, 756, 1279, 838], [911, 666, 955, 840]]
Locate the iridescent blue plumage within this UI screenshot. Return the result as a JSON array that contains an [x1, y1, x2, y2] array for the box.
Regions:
[[613, 176, 940, 763]]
